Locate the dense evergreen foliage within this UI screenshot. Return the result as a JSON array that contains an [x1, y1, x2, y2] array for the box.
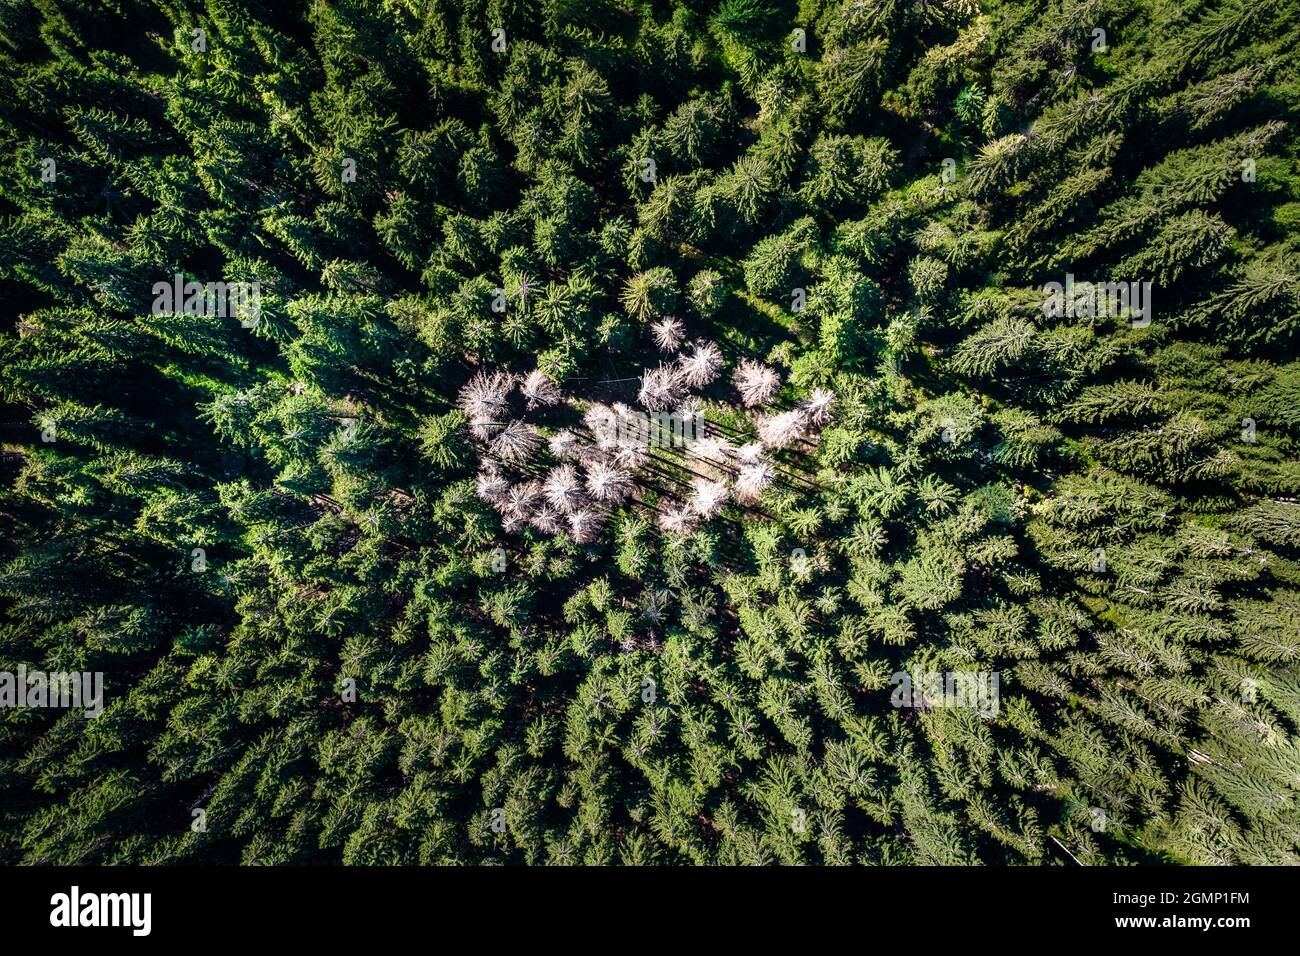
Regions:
[[2, 0, 1298, 865]]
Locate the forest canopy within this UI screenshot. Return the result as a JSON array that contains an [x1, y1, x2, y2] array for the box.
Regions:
[[1, 0, 1298, 865]]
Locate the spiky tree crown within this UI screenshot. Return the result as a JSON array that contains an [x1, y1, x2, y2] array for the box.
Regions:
[[678, 341, 724, 389], [520, 369, 562, 409], [651, 316, 685, 352], [733, 359, 780, 407]]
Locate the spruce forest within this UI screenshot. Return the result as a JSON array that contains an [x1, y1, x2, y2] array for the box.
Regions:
[[1, 0, 1298, 867]]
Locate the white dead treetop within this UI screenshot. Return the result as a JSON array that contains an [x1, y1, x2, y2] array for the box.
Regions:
[[638, 364, 683, 411], [658, 504, 697, 535], [475, 468, 510, 504], [490, 419, 543, 465], [733, 359, 780, 407], [612, 407, 652, 453], [675, 394, 704, 421], [651, 316, 685, 352], [567, 508, 604, 544], [688, 434, 734, 463], [458, 370, 514, 432], [501, 510, 528, 534], [800, 387, 836, 426], [584, 404, 620, 449], [758, 408, 809, 450], [677, 341, 723, 389], [548, 428, 583, 460], [734, 461, 775, 504], [737, 441, 767, 465], [543, 464, 586, 513], [610, 441, 650, 472], [584, 460, 634, 504], [611, 402, 642, 445], [530, 506, 563, 535], [505, 480, 542, 517], [690, 477, 729, 519], [519, 368, 562, 409]]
